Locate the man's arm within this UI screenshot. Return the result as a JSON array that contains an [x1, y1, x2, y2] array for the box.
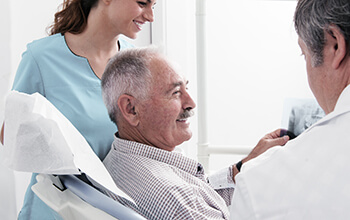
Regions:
[[233, 129, 289, 181], [208, 129, 289, 205]]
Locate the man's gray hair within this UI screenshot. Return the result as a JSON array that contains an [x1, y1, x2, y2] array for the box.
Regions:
[[101, 47, 159, 125], [294, 0, 350, 67]]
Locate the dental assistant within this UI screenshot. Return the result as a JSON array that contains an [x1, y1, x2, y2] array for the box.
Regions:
[[0, 0, 156, 219]]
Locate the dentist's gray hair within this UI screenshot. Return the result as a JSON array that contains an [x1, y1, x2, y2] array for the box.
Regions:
[[101, 47, 159, 125], [294, 0, 350, 67]]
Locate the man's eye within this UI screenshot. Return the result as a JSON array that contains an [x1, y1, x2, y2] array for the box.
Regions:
[[173, 91, 181, 95], [138, 1, 147, 7]]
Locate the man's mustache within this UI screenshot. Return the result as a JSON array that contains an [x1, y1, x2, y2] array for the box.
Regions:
[[178, 109, 194, 119]]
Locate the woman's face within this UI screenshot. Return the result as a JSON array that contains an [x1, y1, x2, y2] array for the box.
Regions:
[[105, 0, 156, 39]]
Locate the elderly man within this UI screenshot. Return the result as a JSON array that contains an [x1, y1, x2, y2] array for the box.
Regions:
[[231, 0, 350, 219], [100, 47, 288, 219]]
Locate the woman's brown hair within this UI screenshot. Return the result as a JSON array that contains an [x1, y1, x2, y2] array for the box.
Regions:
[[48, 0, 99, 35]]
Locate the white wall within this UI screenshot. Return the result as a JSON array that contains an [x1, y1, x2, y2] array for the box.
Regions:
[[206, 0, 312, 145]]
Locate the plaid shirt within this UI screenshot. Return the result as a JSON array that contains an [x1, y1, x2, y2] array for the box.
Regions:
[[103, 135, 233, 219]]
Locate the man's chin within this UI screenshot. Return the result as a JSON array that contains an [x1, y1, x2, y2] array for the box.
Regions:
[[182, 132, 193, 142]]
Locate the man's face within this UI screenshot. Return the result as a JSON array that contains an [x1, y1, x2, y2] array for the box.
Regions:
[[137, 56, 196, 151]]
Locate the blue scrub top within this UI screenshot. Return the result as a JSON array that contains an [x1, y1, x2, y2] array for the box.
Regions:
[[12, 33, 134, 219]]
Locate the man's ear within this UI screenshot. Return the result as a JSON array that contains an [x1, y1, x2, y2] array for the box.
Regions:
[[101, 0, 112, 6], [117, 94, 139, 127], [327, 25, 347, 69]]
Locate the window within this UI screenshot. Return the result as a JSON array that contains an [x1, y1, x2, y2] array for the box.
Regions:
[[205, 0, 313, 149]]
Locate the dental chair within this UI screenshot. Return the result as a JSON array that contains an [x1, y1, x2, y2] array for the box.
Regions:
[[32, 174, 146, 220], [3, 91, 146, 220]]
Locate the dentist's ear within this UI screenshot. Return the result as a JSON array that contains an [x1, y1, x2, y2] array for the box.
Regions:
[[117, 94, 140, 127], [327, 25, 347, 69]]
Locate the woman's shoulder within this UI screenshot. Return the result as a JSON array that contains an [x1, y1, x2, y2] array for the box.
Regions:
[[26, 33, 65, 53]]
